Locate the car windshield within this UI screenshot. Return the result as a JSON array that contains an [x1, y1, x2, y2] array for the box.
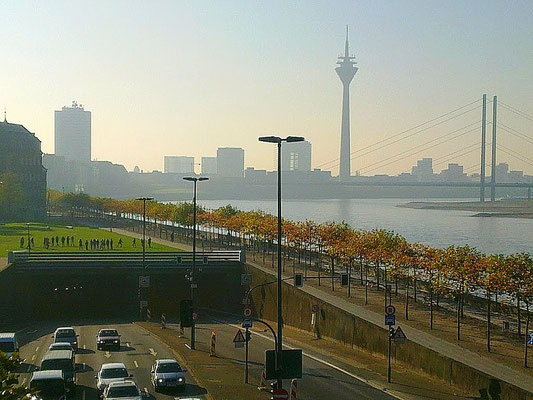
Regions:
[[41, 359, 73, 372], [0, 342, 15, 353], [31, 379, 65, 396], [51, 344, 71, 350], [99, 330, 118, 336], [101, 368, 128, 379], [107, 386, 139, 398], [56, 330, 75, 339], [157, 363, 182, 373]]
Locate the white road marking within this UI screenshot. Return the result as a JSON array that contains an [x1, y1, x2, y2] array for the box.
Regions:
[[134, 360, 139, 368], [83, 344, 86, 350], [21, 378, 26, 385], [222, 319, 405, 400], [104, 351, 111, 358], [184, 344, 191, 350], [35, 346, 39, 352], [148, 348, 157, 357], [126, 342, 131, 347], [31, 354, 36, 361]]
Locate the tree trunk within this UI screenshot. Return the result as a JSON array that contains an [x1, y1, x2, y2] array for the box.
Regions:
[[430, 284, 434, 330], [405, 276, 409, 320], [517, 296, 522, 338], [524, 300, 530, 368], [487, 291, 491, 352], [359, 259, 363, 285], [457, 293, 461, 341], [365, 264, 369, 305], [414, 279, 417, 303], [331, 257, 335, 292], [318, 252, 321, 286], [348, 263, 352, 298]]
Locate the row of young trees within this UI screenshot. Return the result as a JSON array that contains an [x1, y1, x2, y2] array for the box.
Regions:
[[50, 192, 533, 365]]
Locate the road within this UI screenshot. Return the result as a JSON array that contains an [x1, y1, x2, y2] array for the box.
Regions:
[[189, 318, 397, 400], [17, 322, 207, 400]]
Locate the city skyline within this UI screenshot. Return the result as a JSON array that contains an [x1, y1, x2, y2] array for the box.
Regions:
[[1, 1, 532, 175]]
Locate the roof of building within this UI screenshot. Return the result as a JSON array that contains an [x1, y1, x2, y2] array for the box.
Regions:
[[0, 120, 41, 143]]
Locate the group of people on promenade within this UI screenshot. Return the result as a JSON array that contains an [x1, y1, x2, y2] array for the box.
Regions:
[[20, 234, 153, 251]]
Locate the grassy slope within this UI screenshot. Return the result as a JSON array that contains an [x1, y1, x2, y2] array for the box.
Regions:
[[0, 222, 177, 258]]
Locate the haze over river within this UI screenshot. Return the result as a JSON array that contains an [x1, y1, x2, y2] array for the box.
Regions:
[[199, 198, 533, 255]]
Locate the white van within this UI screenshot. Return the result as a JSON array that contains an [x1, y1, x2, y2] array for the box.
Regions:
[[0, 333, 19, 358]]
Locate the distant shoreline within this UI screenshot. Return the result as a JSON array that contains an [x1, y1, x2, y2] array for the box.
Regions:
[[398, 200, 533, 219]]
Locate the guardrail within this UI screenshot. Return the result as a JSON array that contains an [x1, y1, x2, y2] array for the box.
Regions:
[[8, 250, 245, 266]]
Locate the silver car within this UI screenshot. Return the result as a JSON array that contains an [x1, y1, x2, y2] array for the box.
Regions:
[[151, 359, 186, 391], [95, 362, 132, 393]]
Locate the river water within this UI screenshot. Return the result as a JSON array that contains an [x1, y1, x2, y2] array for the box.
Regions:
[[199, 198, 533, 255]]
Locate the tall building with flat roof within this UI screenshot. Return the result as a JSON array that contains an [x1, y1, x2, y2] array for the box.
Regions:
[[282, 140, 312, 172], [54, 101, 91, 163], [164, 156, 194, 174], [201, 156, 217, 175], [217, 147, 244, 178]]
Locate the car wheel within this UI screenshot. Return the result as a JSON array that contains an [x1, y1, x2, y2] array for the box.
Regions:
[[154, 385, 159, 393]]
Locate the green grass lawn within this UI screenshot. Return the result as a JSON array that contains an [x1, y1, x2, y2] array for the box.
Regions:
[[0, 222, 177, 258]]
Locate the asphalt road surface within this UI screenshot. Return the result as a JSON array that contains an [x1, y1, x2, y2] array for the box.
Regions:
[[190, 318, 398, 400], [17, 322, 207, 400]]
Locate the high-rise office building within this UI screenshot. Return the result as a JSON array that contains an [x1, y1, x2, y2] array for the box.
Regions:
[[201, 156, 217, 175], [164, 156, 194, 174], [54, 101, 91, 163], [336, 26, 358, 181], [217, 147, 244, 178], [282, 140, 312, 172]]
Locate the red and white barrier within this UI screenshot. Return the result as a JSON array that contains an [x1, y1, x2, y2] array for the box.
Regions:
[[161, 314, 166, 329], [260, 369, 267, 387], [210, 331, 216, 357], [146, 308, 151, 322], [290, 379, 297, 399]]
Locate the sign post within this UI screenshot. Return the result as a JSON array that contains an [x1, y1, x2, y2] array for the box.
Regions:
[[385, 304, 396, 383]]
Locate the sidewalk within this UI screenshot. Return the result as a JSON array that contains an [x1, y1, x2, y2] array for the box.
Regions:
[[108, 227, 533, 395]]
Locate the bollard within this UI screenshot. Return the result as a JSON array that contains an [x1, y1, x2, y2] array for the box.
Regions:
[[161, 313, 166, 329], [210, 331, 216, 357], [146, 308, 151, 322], [179, 324, 185, 338], [291, 378, 297, 399]]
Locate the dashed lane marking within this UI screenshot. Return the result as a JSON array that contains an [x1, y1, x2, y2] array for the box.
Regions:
[[126, 342, 131, 348], [83, 344, 86, 350], [21, 378, 26, 385], [82, 390, 86, 400], [134, 360, 139, 368], [31, 354, 36, 361], [35, 346, 39, 352]]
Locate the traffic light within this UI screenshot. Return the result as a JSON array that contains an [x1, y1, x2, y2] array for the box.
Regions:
[[245, 330, 252, 342], [340, 273, 349, 287], [294, 273, 303, 287], [180, 299, 193, 327]]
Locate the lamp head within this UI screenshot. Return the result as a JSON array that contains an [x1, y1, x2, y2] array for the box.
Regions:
[[183, 177, 196, 182], [258, 136, 281, 144], [285, 136, 305, 143], [198, 177, 209, 182]]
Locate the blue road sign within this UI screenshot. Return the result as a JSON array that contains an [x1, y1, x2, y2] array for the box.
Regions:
[[385, 315, 396, 326], [528, 333, 533, 345], [242, 318, 253, 329]]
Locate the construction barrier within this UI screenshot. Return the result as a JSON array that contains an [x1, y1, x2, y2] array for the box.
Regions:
[[179, 324, 184, 338], [257, 369, 268, 391], [146, 308, 151, 322], [161, 313, 166, 329], [210, 331, 216, 357], [291, 379, 297, 399]]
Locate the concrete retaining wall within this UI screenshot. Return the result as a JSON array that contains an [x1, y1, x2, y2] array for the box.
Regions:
[[246, 264, 532, 400]]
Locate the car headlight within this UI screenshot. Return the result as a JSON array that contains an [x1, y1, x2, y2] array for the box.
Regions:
[[178, 377, 184, 382], [158, 378, 164, 383], [114, 340, 119, 343]]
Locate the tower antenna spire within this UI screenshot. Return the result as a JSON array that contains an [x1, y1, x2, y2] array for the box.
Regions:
[[345, 25, 349, 58], [3, 107, 6, 123]]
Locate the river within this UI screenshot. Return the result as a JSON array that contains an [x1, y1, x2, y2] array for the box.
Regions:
[[198, 198, 533, 255]]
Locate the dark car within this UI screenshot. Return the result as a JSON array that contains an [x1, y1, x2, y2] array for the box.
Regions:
[[29, 370, 67, 400], [96, 329, 121, 350]]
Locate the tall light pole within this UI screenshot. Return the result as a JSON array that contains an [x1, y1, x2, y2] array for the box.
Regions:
[[259, 135, 305, 389], [136, 197, 153, 319], [183, 176, 209, 350], [26, 223, 31, 255]]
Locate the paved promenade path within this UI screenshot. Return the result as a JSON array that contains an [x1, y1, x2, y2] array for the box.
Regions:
[[110, 227, 533, 395]]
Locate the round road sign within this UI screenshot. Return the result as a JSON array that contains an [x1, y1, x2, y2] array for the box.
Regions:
[[243, 306, 252, 317], [311, 304, 319, 313], [192, 312, 199, 321], [272, 388, 289, 399], [385, 305, 396, 315]]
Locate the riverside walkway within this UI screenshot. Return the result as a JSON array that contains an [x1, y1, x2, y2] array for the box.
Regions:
[[111, 227, 533, 395]]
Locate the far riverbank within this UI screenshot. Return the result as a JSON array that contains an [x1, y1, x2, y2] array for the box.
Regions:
[[398, 200, 533, 219]]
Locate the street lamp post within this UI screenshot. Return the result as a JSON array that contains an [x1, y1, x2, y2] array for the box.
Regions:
[[26, 223, 31, 255], [136, 197, 153, 319], [259, 135, 305, 389], [183, 176, 209, 350]]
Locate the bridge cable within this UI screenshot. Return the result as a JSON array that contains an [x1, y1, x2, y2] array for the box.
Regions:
[[497, 123, 533, 145], [316, 99, 483, 169], [496, 145, 533, 168], [433, 144, 481, 168], [499, 102, 533, 124]]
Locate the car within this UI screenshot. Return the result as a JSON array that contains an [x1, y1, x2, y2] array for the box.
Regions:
[[0, 332, 19, 358], [29, 370, 68, 400], [103, 380, 142, 400], [52, 327, 78, 351], [96, 329, 121, 350], [39, 350, 76, 391], [48, 343, 73, 352], [96, 362, 132, 393], [150, 359, 186, 392]]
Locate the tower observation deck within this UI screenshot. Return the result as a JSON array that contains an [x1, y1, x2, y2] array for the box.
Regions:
[[336, 26, 358, 181]]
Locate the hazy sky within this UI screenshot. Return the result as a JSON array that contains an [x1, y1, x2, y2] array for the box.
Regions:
[[1, 1, 533, 175]]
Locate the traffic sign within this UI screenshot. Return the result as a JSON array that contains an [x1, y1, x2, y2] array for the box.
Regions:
[[528, 332, 533, 345], [272, 388, 289, 399], [190, 283, 198, 289], [311, 304, 319, 313], [241, 274, 252, 286], [233, 329, 246, 348], [242, 297, 251, 305], [139, 276, 150, 288], [192, 312, 199, 321], [385, 314, 396, 326], [242, 318, 253, 328], [243, 306, 252, 317], [139, 300, 148, 307], [385, 305, 396, 316], [393, 326, 407, 344]]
